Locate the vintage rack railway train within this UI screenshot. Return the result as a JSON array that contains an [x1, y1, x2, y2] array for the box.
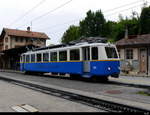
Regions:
[[20, 42, 120, 81]]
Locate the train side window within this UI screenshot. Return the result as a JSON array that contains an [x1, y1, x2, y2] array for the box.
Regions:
[[92, 47, 98, 60], [37, 53, 42, 62], [31, 54, 36, 62], [23, 55, 25, 62], [51, 52, 57, 61], [20, 56, 23, 63], [59, 51, 67, 61], [70, 49, 80, 61], [26, 55, 30, 62], [43, 53, 49, 62]]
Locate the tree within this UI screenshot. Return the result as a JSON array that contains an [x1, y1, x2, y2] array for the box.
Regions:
[[79, 10, 106, 37], [61, 25, 80, 44], [61, 7, 145, 44], [79, 10, 95, 37], [139, 6, 150, 34], [104, 21, 117, 39], [106, 15, 140, 42]]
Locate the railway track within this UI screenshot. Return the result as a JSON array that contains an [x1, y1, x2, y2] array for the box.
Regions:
[[44, 74, 150, 90], [0, 70, 150, 90], [108, 81, 150, 90], [0, 76, 149, 113]]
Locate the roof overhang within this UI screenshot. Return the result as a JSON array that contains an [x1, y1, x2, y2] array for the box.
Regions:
[[0, 45, 39, 55]]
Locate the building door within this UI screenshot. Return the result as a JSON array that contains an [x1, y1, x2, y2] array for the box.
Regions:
[[82, 47, 90, 73], [140, 49, 147, 73]]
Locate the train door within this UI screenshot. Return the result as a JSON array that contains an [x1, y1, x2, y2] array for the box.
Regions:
[[82, 47, 90, 73]]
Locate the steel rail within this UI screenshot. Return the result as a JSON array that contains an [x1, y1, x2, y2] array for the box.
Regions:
[[0, 70, 150, 90], [0, 76, 149, 113]]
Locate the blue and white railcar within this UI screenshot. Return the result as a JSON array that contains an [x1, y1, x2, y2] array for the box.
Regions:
[[20, 42, 120, 81]]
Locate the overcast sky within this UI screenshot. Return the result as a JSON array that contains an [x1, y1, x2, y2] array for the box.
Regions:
[[0, 0, 149, 46]]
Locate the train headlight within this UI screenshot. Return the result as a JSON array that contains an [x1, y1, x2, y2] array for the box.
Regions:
[[118, 67, 121, 70], [108, 67, 111, 71], [93, 66, 97, 70]]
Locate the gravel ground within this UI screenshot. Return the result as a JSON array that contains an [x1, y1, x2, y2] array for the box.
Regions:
[[0, 80, 101, 112]]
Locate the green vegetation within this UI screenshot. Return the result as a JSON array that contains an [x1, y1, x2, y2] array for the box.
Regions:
[[140, 6, 150, 34], [137, 91, 150, 96], [61, 6, 150, 44], [61, 25, 80, 44]]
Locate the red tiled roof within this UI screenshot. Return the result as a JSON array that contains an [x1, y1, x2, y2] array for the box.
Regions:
[[3, 28, 49, 39], [116, 34, 150, 46]]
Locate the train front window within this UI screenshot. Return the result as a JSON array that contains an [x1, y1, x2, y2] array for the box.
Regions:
[[70, 49, 80, 61], [105, 47, 118, 58], [51, 52, 57, 61], [37, 53, 42, 62], [59, 51, 67, 61], [43, 53, 49, 62], [92, 47, 98, 60]]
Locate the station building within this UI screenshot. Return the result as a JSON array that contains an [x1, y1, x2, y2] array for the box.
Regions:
[[116, 34, 150, 76], [0, 27, 49, 70]]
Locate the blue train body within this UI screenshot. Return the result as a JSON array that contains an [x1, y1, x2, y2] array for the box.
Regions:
[[20, 43, 120, 80], [20, 60, 120, 78]]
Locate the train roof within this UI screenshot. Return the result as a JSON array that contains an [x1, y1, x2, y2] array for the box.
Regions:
[[22, 37, 116, 55], [22, 42, 116, 55], [31, 37, 108, 51]]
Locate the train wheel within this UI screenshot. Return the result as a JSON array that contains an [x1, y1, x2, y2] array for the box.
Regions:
[[100, 77, 108, 82], [91, 76, 98, 82], [91, 76, 108, 82], [38, 72, 44, 76]]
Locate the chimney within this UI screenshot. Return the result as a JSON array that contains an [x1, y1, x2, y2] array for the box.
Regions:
[[27, 27, 31, 32], [125, 28, 128, 39]]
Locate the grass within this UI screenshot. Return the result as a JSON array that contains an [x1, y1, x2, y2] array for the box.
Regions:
[[137, 91, 150, 96]]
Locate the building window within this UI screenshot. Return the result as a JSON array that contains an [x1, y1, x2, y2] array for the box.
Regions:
[[126, 49, 133, 59], [5, 45, 8, 50], [20, 38, 24, 42], [5, 37, 8, 43], [15, 37, 19, 42], [26, 38, 28, 43]]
